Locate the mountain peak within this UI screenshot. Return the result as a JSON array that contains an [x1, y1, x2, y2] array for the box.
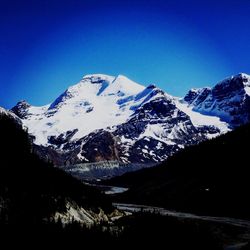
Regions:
[[76, 74, 145, 97], [82, 74, 115, 83], [183, 87, 211, 104], [0, 106, 10, 116], [11, 100, 31, 119], [0, 106, 22, 125], [17, 100, 30, 105], [44, 73, 146, 113], [146, 84, 157, 89], [213, 72, 250, 95], [216, 72, 250, 86], [13, 100, 31, 108], [183, 72, 250, 126], [236, 72, 250, 79], [108, 75, 144, 96]]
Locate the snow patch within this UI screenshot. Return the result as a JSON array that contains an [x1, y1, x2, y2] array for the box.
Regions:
[[175, 100, 230, 133]]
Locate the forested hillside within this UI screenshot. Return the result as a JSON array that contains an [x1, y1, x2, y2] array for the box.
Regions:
[[106, 123, 250, 219], [0, 112, 112, 228]]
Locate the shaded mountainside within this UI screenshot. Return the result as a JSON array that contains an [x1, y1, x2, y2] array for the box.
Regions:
[[105, 122, 250, 220], [0, 109, 113, 226]]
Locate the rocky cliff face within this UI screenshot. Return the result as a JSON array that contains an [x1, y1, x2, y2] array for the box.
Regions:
[[0, 106, 22, 125], [184, 73, 250, 126]]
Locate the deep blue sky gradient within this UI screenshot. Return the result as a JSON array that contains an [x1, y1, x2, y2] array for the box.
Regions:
[[1, 0, 250, 108]]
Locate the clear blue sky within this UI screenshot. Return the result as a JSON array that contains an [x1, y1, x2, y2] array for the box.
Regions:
[[1, 0, 250, 108]]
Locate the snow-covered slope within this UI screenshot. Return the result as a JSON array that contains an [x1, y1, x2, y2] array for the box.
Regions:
[[175, 101, 229, 137], [13, 74, 145, 145], [183, 73, 250, 126]]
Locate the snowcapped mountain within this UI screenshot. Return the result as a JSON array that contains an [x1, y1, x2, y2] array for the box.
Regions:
[[183, 73, 250, 126], [11, 73, 249, 173], [12, 74, 145, 146]]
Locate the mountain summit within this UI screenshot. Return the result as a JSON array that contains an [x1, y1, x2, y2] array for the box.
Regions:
[[13, 74, 146, 145], [11, 73, 250, 177]]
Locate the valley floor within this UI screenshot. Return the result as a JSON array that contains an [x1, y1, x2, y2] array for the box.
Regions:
[[113, 203, 250, 229], [112, 203, 250, 250]]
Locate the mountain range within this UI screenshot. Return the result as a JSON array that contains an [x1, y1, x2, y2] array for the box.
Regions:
[[10, 73, 250, 179]]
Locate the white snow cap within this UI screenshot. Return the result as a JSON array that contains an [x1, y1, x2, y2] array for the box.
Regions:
[[18, 74, 147, 145]]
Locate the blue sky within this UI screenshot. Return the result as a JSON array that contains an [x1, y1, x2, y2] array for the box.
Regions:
[[1, 0, 250, 108]]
